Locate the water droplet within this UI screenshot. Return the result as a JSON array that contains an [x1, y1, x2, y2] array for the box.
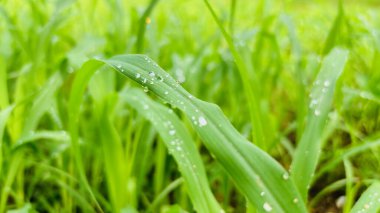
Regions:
[[149, 71, 155, 77], [260, 192, 265, 196], [176, 146, 182, 151], [314, 109, 321, 116], [142, 78, 147, 84], [164, 91, 169, 95], [364, 204, 370, 209], [198, 116, 207, 127], [143, 87, 149, 93], [263, 202, 272, 212], [136, 73, 141, 79], [143, 105, 149, 110], [293, 198, 299, 203], [324, 80, 330, 87], [322, 88, 327, 93], [282, 173, 289, 180], [188, 95, 193, 99], [169, 130, 176, 135], [309, 99, 318, 108]]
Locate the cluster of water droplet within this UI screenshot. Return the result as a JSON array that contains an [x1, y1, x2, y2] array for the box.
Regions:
[[309, 79, 331, 117], [356, 191, 380, 213], [163, 121, 198, 171], [116, 64, 125, 73], [256, 171, 300, 212], [189, 114, 207, 127]]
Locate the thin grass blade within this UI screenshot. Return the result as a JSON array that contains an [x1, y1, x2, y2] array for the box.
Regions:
[[19, 72, 63, 140], [68, 60, 104, 212], [290, 48, 349, 201]]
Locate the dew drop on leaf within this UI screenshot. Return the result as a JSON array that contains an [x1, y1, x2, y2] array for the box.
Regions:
[[263, 202, 272, 212], [282, 173, 289, 180], [293, 198, 299, 203], [198, 116, 207, 127]]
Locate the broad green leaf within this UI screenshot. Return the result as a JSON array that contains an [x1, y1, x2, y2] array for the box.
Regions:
[[95, 55, 307, 213], [291, 48, 349, 201], [119, 88, 222, 212], [69, 62, 221, 212], [350, 182, 380, 213]]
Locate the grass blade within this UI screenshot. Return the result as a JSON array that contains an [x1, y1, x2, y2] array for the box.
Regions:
[[19, 72, 63, 140], [68, 60, 104, 212], [290, 48, 349, 201], [0, 105, 14, 175], [203, 0, 269, 148], [350, 182, 380, 213], [96, 55, 307, 212], [119, 88, 222, 212]]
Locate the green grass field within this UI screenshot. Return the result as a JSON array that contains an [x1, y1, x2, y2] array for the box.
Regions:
[[1, 0, 380, 212]]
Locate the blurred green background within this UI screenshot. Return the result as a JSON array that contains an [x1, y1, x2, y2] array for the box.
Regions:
[[0, 0, 380, 212]]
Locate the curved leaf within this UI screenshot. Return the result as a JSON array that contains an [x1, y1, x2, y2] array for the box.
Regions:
[[119, 88, 222, 212], [97, 55, 307, 213]]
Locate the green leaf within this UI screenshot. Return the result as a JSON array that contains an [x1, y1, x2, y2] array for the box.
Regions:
[[68, 60, 104, 212], [96, 54, 307, 213], [291, 48, 349, 201], [0, 105, 14, 175], [119, 88, 222, 212], [350, 182, 380, 213], [19, 72, 63, 140]]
